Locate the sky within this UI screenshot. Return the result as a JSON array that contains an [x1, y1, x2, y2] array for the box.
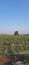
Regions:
[[0, 0, 29, 34]]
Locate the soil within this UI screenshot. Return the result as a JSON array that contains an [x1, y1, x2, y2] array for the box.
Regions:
[[0, 55, 11, 65]]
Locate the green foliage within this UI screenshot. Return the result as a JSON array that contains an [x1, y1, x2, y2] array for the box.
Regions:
[[0, 34, 29, 55], [26, 54, 29, 63], [14, 31, 19, 35], [0, 34, 29, 63]]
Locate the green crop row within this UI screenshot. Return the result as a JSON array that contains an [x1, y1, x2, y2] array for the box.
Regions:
[[0, 34, 29, 45], [0, 34, 29, 55]]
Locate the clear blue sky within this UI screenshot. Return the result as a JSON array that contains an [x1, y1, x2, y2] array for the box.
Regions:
[[0, 0, 29, 34]]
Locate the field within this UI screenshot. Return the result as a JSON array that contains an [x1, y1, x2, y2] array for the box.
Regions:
[[0, 34, 29, 50], [0, 34, 29, 64], [0, 54, 29, 65]]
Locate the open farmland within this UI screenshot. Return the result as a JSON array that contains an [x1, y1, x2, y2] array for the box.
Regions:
[[0, 34, 29, 50], [0, 34, 29, 65], [0, 34, 29, 54]]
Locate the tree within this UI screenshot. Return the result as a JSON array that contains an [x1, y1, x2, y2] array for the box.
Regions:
[[14, 31, 19, 35]]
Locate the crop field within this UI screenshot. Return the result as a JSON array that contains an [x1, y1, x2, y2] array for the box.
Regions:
[[0, 34, 29, 54], [0, 34, 29, 65]]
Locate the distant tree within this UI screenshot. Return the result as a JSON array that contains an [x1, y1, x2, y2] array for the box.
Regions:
[[14, 31, 19, 35]]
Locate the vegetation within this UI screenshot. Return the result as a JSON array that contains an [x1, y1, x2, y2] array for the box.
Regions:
[[0, 34, 29, 55], [0, 33, 29, 64], [25, 54, 29, 64], [14, 31, 19, 35]]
